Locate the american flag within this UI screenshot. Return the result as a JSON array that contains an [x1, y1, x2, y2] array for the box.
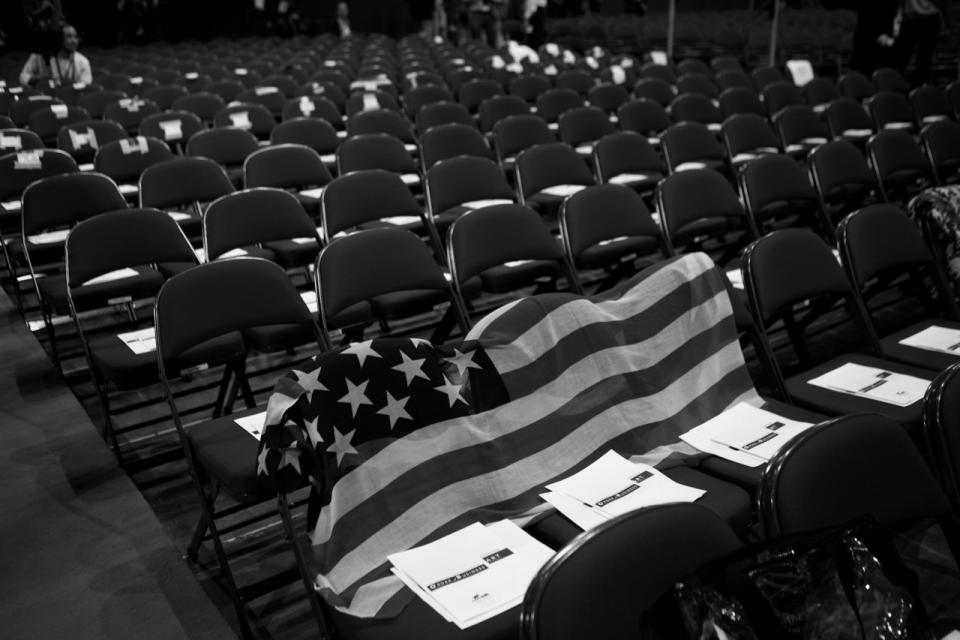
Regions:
[[256, 252, 760, 619]]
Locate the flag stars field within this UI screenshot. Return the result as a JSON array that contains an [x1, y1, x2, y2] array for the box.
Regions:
[[339, 378, 373, 417]]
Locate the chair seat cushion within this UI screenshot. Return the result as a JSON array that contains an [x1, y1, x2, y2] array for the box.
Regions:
[[370, 288, 449, 320], [324, 301, 375, 331], [243, 322, 318, 353], [575, 236, 659, 271], [879, 319, 960, 372], [673, 216, 736, 246], [263, 238, 320, 269], [70, 267, 166, 313], [786, 353, 932, 440], [480, 260, 560, 294], [186, 409, 274, 503]]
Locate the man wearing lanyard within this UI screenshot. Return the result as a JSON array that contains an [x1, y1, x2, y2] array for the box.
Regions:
[[19, 23, 93, 87]]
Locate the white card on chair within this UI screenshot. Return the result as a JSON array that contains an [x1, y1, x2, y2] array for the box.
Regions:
[[807, 362, 929, 407], [899, 325, 960, 354]]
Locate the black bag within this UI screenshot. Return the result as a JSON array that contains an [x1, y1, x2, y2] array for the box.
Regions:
[[674, 518, 935, 640]]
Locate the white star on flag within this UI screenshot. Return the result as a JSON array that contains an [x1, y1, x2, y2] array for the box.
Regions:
[[434, 375, 467, 407], [409, 337, 431, 348], [376, 391, 412, 429], [257, 446, 270, 476], [342, 340, 382, 367], [446, 348, 483, 377], [293, 366, 327, 400], [327, 426, 358, 466], [305, 417, 323, 445], [338, 377, 373, 417], [278, 446, 302, 474], [392, 350, 429, 386]]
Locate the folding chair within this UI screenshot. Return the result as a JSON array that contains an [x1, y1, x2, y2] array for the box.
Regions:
[[923, 363, 960, 515], [716, 68, 754, 93], [867, 129, 934, 204], [720, 112, 781, 168], [418, 122, 491, 170], [207, 79, 246, 103], [103, 98, 162, 136], [669, 93, 723, 131], [56, 119, 127, 166], [772, 104, 829, 158], [557, 106, 615, 156], [867, 90, 917, 132], [632, 77, 676, 109], [66, 207, 199, 457], [760, 81, 803, 117], [515, 142, 596, 218], [809, 139, 879, 224], [155, 257, 324, 639], [677, 57, 713, 79], [236, 87, 286, 118], [412, 101, 471, 135], [26, 104, 90, 146], [509, 73, 551, 104], [638, 62, 677, 85], [345, 108, 417, 149], [0, 128, 43, 153], [616, 98, 670, 143], [171, 92, 226, 125], [243, 143, 333, 219], [424, 155, 515, 240], [447, 203, 575, 310], [336, 133, 421, 190], [738, 153, 831, 239], [535, 88, 584, 128], [345, 90, 402, 118], [751, 65, 786, 91], [910, 85, 953, 127], [258, 74, 299, 98], [457, 78, 503, 114], [824, 96, 875, 146], [659, 121, 727, 175], [281, 95, 344, 135], [587, 83, 629, 116], [742, 229, 935, 438], [718, 86, 765, 119], [592, 131, 664, 197], [316, 227, 470, 346], [93, 136, 174, 202], [560, 184, 665, 294], [299, 81, 348, 114], [142, 84, 188, 110], [491, 113, 555, 173], [838, 203, 960, 372], [921, 120, 960, 186], [402, 84, 454, 119], [712, 57, 744, 75], [213, 103, 276, 140], [872, 67, 910, 95], [187, 127, 260, 189], [801, 76, 840, 113], [139, 156, 235, 242], [676, 72, 719, 100], [139, 110, 205, 152], [9, 95, 64, 127], [521, 504, 743, 640], [555, 69, 595, 97], [78, 89, 128, 120]]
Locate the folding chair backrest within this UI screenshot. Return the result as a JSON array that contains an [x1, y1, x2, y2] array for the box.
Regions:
[[0, 148, 79, 203], [738, 154, 819, 222], [923, 363, 960, 513], [426, 155, 515, 216], [57, 119, 127, 163], [718, 86, 765, 119], [759, 413, 951, 537], [561, 184, 660, 258], [186, 127, 260, 166], [516, 142, 596, 201], [660, 121, 725, 172], [593, 131, 663, 183], [557, 106, 615, 148], [94, 136, 174, 184], [321, 169, 421, 238], [171, 92, 226, 123], [139, 110, 205, 146], [213, 103, 276, 139], [536, 88, 584, 123], [587, 83, 629, 115], [337, 132, 418, 175], [21, 172, 128, 238], [492, 114, 554, 162], [243, 143, 332, 190], [10, 95, 63, 127], [282, 95, 343, 127], [809, 139, 876, 206], [922, 120, 960, 185], [838, 204, 935, 289], [448, 203, 563, 284], [140, 156, 235, 210], [617, 98, 670, 136], [416, 101, 474, 134], [155, 258, 317, 365], [316, 227, 449, 319], [345, 108, 415, 143], [1, 128, 44, 152], [520, 503, 742, 640], [839, 70, 874, 101], [657, 168, 747, 244], [204, 188, 318, 260], [27, 104, 90, 143]]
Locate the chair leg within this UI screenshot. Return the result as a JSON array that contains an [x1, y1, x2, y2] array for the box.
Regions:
[[187, 482, 218, 560], [277, 495, 333, 640]]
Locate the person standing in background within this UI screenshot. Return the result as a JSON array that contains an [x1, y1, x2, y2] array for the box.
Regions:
[[19, 22, 92, 87], [894, 0, 946, 86], [849, 0, 900, 76]]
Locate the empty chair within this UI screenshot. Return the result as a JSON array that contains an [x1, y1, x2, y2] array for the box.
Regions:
[[721, 112, 781, 167], [412, 100, 470, 134], [55, 119, 126, 166], [419, 122, 491, 169], [213, 103, 276, 140], [751, 65, 786, 91], [761, 81, 803, 117], [139, 156, 235, 239], [425, 155, 514, 238], [476, 95, 528, 134], [638, 62, 677, 85], [10, 95, 64, 126], [521, 504, 742, 640], [560, 184, 665, 294], [922, 120, 960, 186], [77, 90, 127, 119], [809, 139, 879, 222], [186, 127, 260, 188], [172, 92, 226, 124], [259, 74, 299, 97], [26, 104, 90, 146], [344, 90, 402, 118], [910, 85, 954, 126], [337, 133, 420, 188], [592, 131, 664, 196], [866, 129, 933, 203], [801, 76, 840, 113], [536, 88, 584, 127], [142, 84, 188, 110], [616, 98, 670, 143], [839, 70, 875, 102], [321, 168, 428, 244], [715, 69, 753, 93], [773, 104, 830, 158], [824, 96, 875, 145], [139, 110, 205, 151], [270, 117, 339, 165], [838, 203, 960, 372], [346, 108, 416, 147], [206, 79, 245, 102], [555, 70, 595, 97], [742, 229, 934, 438], [103, 98, 162, 135], [281, 95, 344, 133], [557, 106, 615, 155], [0, 128, 43, 153], [718, 86, 765, 119], [712, 56, 745, 74], [316, 227, 469, 345], [587, 83, 629, 115], [659, 121, 727, 174], [492, 114, 555, 169], [872, 67, 909, 94], [669, 93, 722, 131], [676, 57, 713, 78], [632, 77, 675, 107], [458, 78, 503, 114], [509, 74, 551, 104], [243, 143, 333, 218], [93, 136, 174, 200], [515, 142, 596, 216], [236, 86, 286, 118], [867, 91, 916, 131], [0, 148, 79, 236], [738, 153, 829, 238], [403, 84, 454, 118], [676, 73, 718, 100]]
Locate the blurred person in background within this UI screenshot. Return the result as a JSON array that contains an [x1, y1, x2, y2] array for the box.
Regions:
[[850, 0, 900, 75], [894, 0, 947, 85], [19, 21, 92, 87]]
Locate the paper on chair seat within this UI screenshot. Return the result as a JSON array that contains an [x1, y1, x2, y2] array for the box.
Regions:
[[675, 161, 707, 172], [320, 154, 336, 164], [234, 411, 267, 439], [400, 173, 420, 185], [361, 92, 380, 111], [540, 491, 609, 531], [78, 163, 95, 171], [291, 236, 317, 245], [462, 198, 512, 209], [381, 215, 421, 226], [51, 103, 69, 118], [167, 211, 192, 221], [807, 362, 929, 407], [118, 184, 139, 195], [575, 144, 594, 154], [598, 235, 629, 247], [299, 187, 325, 198], [83, 267, 138, 286], [159, 119, 183, 141], [1, 200, 21, 213], [609, 173, 655, 185], [884, 121, 913, 130], [14, 150, 42, 170], [898, 325, 960, 354], [801, 137, 828, 145], [220, 248, 249, 258], [842, 128, 872, 138], [27, 228, 69, 244], [732, 152, 759, 164], [706, 123, 722, 132], [403, 144, 418, 154], [725, 268, 744, 289], [922, 115, 948, 124], [504, 259, 532, 268], [185, 72, 199, 80], [229, 111, 252, 130], [541, 184, 586, 197], [255, 86, 279, 96], [117, 326, 156, 354], [300, 290, 318, 313], [546, 450, 705, 519], [389, 520, 553, 629], [681, 402, 814, 467]]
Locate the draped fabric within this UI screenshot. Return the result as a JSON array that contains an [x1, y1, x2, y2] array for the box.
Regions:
[[909, 185, 960, 288], [256, 252, 760, 620]]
